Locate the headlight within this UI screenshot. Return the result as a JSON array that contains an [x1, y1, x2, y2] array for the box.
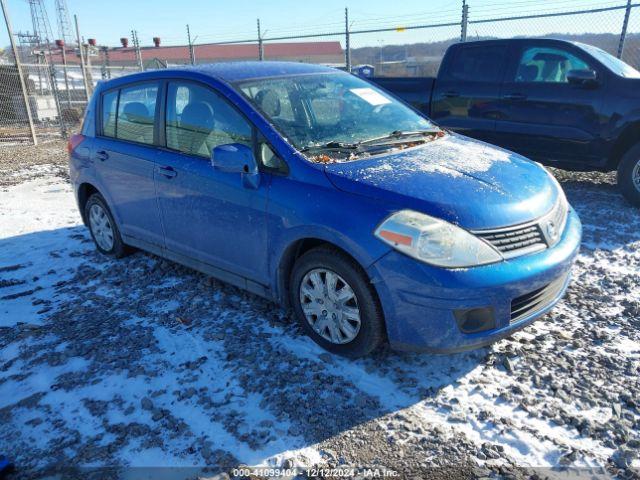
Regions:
[[374, 210, 503, 268]]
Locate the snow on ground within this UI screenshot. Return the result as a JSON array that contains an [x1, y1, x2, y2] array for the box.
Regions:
[[0, 161, 639, 479]]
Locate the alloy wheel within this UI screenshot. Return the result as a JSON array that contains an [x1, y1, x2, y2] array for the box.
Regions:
[[89, 203, 114, 251], [633, 159, 640, 192]]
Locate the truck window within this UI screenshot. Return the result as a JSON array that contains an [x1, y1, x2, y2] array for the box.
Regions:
[[446, 45, 507, 83], [515, 47, 590, 83], [116, 83, 159, 145]]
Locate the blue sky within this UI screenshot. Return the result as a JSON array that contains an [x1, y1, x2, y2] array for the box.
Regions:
[[0, 0, 634, 49]]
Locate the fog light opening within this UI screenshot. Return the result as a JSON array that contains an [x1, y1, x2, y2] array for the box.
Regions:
[[454, 307, 496, 334]]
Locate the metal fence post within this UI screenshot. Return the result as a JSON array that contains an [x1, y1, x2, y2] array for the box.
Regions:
[[460, 0, 469, 42], [345, 8, 351, 72], [132, 30, 143, 70], [44, 54, 67, 138], [617, 0, 632, 59], [257, 19, 264, 61], [187, 25, 196, 65], [101, 46, 111, 79], [75, 14, 91, 102], [59, 45, 72, 110], [1, 0, 38, 145]]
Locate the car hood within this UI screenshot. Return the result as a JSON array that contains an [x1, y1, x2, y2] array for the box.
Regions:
[[324, 134, 558, 230]]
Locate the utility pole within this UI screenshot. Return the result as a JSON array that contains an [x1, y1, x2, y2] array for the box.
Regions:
[[460, 0, 469, 43], [1, 0, 37, 144], [345, 8, 351, 72], [618, 0, 632, 59], [54, 0, 73, 46], [187, 24, 195, 65], [74, 14, 90, 101], [257, 18, 263, 61]]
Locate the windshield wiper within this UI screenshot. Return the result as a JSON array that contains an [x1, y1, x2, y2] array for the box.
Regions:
[[300, 141, 361, 152], [359, 129, 442, 146], [300, 129, 442, 155]]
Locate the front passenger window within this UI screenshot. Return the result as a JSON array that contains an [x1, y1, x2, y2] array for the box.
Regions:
[[515, 47, 590, 83], [166, 82, 252, 158]]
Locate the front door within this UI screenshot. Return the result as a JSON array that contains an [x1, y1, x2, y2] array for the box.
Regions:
[[92, 82, 165, 247], [154, 80, 270, 286], [495, 42, 605, 164]]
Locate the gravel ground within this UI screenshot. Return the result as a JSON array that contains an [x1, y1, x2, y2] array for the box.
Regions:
[[0, 143, 638, 480]]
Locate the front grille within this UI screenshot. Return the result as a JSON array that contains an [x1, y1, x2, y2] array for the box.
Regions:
[[475, 223, 547, 259], [473, 195, 568, 259], [510, 274, 568, 323]]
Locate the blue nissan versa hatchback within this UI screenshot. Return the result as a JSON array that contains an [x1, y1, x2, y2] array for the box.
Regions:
[[68, 62, 582, 357]]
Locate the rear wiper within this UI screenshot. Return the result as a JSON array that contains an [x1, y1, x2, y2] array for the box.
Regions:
[[360, 129, 442, 145]]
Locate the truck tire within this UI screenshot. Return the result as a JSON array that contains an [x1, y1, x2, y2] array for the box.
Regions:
[[617, 143, 640, 207], [290, 246, 385, 358]]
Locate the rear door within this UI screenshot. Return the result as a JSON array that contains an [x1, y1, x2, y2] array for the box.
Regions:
[[92, 82, 165, 247], [495, 41, 605, 163], [431, 43, 509, 143]]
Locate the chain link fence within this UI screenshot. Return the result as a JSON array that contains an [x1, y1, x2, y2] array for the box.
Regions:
[[1, 1, 639, 145]]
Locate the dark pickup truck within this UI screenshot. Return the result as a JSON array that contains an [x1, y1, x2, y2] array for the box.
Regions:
[[371, 38, 640, 206]]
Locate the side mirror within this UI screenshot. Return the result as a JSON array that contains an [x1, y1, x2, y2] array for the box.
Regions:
[[211, 143, 260, 188], [567, 69, 598, 87]]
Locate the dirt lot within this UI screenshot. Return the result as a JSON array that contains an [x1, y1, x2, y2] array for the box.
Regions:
[[0, 142, 638, 479]]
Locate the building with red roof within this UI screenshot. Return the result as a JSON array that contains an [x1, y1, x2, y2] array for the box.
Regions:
[[48, 41, 344, 67]]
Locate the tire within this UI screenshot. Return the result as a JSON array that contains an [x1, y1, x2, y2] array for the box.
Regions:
[[617, 143, 640, 207], [84, 193, 129, 258], [289, 246, 385, 358]]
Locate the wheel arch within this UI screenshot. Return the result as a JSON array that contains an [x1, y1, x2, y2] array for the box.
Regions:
[[276, 237, 378, 309], [77, 182, 101, 225], [608, 122, 640, 170]]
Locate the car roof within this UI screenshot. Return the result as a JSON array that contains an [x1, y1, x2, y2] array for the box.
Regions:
[[157, 61, 339, 83], [454, 38, 575, 48]]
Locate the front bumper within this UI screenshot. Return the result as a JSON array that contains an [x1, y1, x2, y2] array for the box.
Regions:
[[367, 208, 582, 353]]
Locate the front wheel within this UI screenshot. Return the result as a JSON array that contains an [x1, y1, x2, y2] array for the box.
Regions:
[[617, 143, 640, 207], [290, 247, 385, 358]]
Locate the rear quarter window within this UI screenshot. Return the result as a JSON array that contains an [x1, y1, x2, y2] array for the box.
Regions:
[[101, 90, 118, 137], [445, 45, 508, 83]]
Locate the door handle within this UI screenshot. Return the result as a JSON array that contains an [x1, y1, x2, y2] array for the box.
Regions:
[[158, 166, 177, 179], [442, 91, 460, 98], [96, 150, 109, 161], [503, 93, 527, 101]]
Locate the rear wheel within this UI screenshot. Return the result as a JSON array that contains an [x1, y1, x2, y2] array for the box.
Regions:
[[85, 193, 129, 258], [290, 246, 385, 358], [617, 143, 640, 207]]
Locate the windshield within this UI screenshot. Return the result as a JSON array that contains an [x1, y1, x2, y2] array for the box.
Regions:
[[237, 73, 435, 154], [575, 42, 640, 79]]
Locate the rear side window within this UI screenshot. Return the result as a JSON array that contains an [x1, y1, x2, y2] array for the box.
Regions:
[[116, 83, 159, 145], [165, 81, 252, 158], [101, 90, 118, 138], [446, 45, 507, 83]]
